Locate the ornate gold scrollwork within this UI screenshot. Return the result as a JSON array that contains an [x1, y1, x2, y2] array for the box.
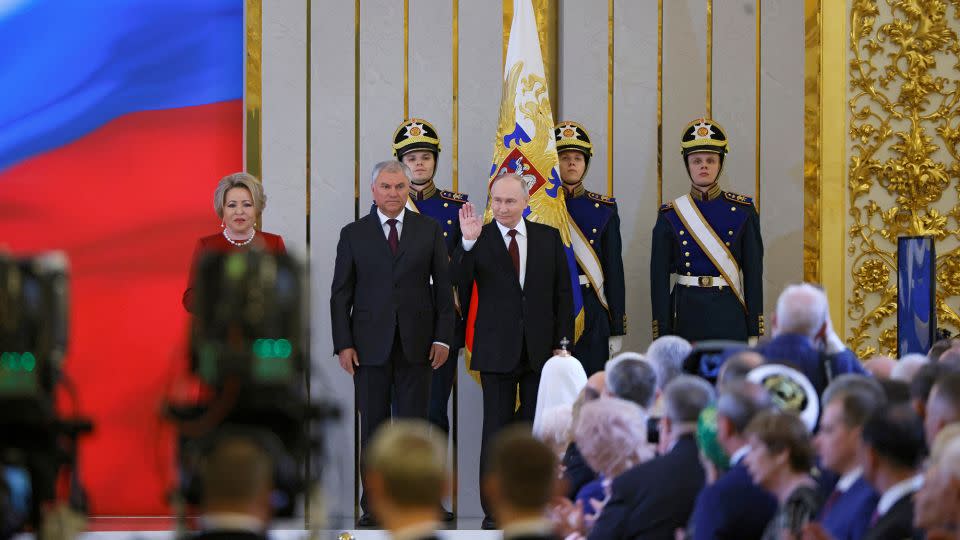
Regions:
[[847, 0, 960, 357]]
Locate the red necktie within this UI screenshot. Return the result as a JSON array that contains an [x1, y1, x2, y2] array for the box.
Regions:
[[507, 229, 520, 277], [386, 218, 399, 255], [822, 489, 841, 515]]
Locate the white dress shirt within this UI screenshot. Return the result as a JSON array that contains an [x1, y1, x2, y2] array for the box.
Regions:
[[835, 467, 863, 493], [377, 207, 448, 350], [462, 218, 528, 288], [377, 207, 405, 238]]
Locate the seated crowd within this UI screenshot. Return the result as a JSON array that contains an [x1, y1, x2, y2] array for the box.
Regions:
[[360, 282, 960, 540]]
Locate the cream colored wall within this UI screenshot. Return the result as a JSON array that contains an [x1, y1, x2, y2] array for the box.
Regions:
[[257, 0, 806, 521]]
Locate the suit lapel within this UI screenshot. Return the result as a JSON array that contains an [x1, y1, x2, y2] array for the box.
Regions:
[[364, 212, 394, 260], [395, 210, 411, 260], [524, 219, 539, 283]]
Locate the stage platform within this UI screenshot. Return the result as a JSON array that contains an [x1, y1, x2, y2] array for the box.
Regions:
[[43, 517, 503, 540]]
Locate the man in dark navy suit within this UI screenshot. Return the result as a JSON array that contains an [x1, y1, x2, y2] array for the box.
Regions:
[[752, 283, 865, 395], [193, 436, 273, 540], [813, 376, 884, 540], [859, 405, 926, 540], [688, 382, 777, 540], [331, 160, 455, 526], [587, 375, 714, 540], [454, 173, 574, 529]]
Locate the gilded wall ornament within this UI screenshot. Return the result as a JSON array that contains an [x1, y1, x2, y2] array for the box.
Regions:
[[848, 0, 960, 357]]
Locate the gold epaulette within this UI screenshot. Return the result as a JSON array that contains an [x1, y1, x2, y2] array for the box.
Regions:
[[439, 190, 468, 203], [587, 191, 617, 205], [723, 191, 754, 206], [659, 202, 674, 213]]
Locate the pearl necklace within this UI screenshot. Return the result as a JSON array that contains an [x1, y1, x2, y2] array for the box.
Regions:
[[223, 228, 256, 247]]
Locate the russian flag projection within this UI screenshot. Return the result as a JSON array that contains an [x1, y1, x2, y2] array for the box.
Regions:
[[0, 0, 243, 514]]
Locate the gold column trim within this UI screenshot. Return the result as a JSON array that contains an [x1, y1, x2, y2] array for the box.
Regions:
[[803, 0, 821, 285], [607, 0, 614, 197], [503, 0, 558, 105], [403, 0, 409, 119], [844, 0, 960, 356], [821, 0, 845, 338], [706, 0, 713, 117], [657, 0, 663, 207], [245, 0, 262, 179], [755, 0, 761, 210]]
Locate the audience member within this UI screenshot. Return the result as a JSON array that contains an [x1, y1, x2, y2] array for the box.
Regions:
[[891, 353, 928, 383], [571, 397, 654, 521], [195, 436, 274, 540], [605, 351, 643, 377], [909, 363, 955, 419], [915, 424, 960, 536], [484, 426, 560, 540], [814, 377, 885, 540], [646, 336, 693, 393], [533, 352, 587, 436], [940, 348, 960, 370], [925, 372, 960, 447], [756, 284, 864, 395], [744, 411, 822, 540], [928, 338, 958, 363], [364, 420, 447, 540], [857, 405, 926, 540], [605, 358, 658, 409], [562, 384, 603, 500], [717, 350, 765, 388], [584, 376, 714, 539], [864, 356, 897, 380], [688, 382, 777, 540], [878, 378, 911, 406]]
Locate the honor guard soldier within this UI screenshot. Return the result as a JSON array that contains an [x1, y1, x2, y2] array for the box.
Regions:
[[555, 121, 627, 375], [390, 118, 465, 521], [392, 122, 467, 406], [650, 118, 763, 343]]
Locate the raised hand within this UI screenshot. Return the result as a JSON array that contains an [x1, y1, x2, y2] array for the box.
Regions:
[[459, 202, 483, 241]]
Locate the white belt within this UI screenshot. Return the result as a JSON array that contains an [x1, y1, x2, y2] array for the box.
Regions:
[[675, 274, 728, 288], [578, 275, 590, 285]]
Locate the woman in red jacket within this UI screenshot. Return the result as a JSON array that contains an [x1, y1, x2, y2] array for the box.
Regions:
[[182, 172, 286, 312]]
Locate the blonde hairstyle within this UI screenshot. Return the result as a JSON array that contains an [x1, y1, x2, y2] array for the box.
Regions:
[[214, 172, 267, 219], [364, 419, 447, 508]]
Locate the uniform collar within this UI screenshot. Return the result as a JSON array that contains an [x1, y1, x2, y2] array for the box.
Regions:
[[411, 180, 437, 200], [564, 182, 586, 198], [689, 182, 722, 201]]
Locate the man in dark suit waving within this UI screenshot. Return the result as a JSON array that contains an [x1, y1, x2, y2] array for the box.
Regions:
[[330, 160, 454, 526], [454, 173, 574, 528]]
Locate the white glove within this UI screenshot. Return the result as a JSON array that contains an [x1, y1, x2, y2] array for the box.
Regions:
[[608, 336, 623, 356]]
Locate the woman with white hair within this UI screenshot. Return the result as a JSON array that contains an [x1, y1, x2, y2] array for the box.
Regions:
[[182, 172, 286, 312], [570, 397, 654, 521]]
